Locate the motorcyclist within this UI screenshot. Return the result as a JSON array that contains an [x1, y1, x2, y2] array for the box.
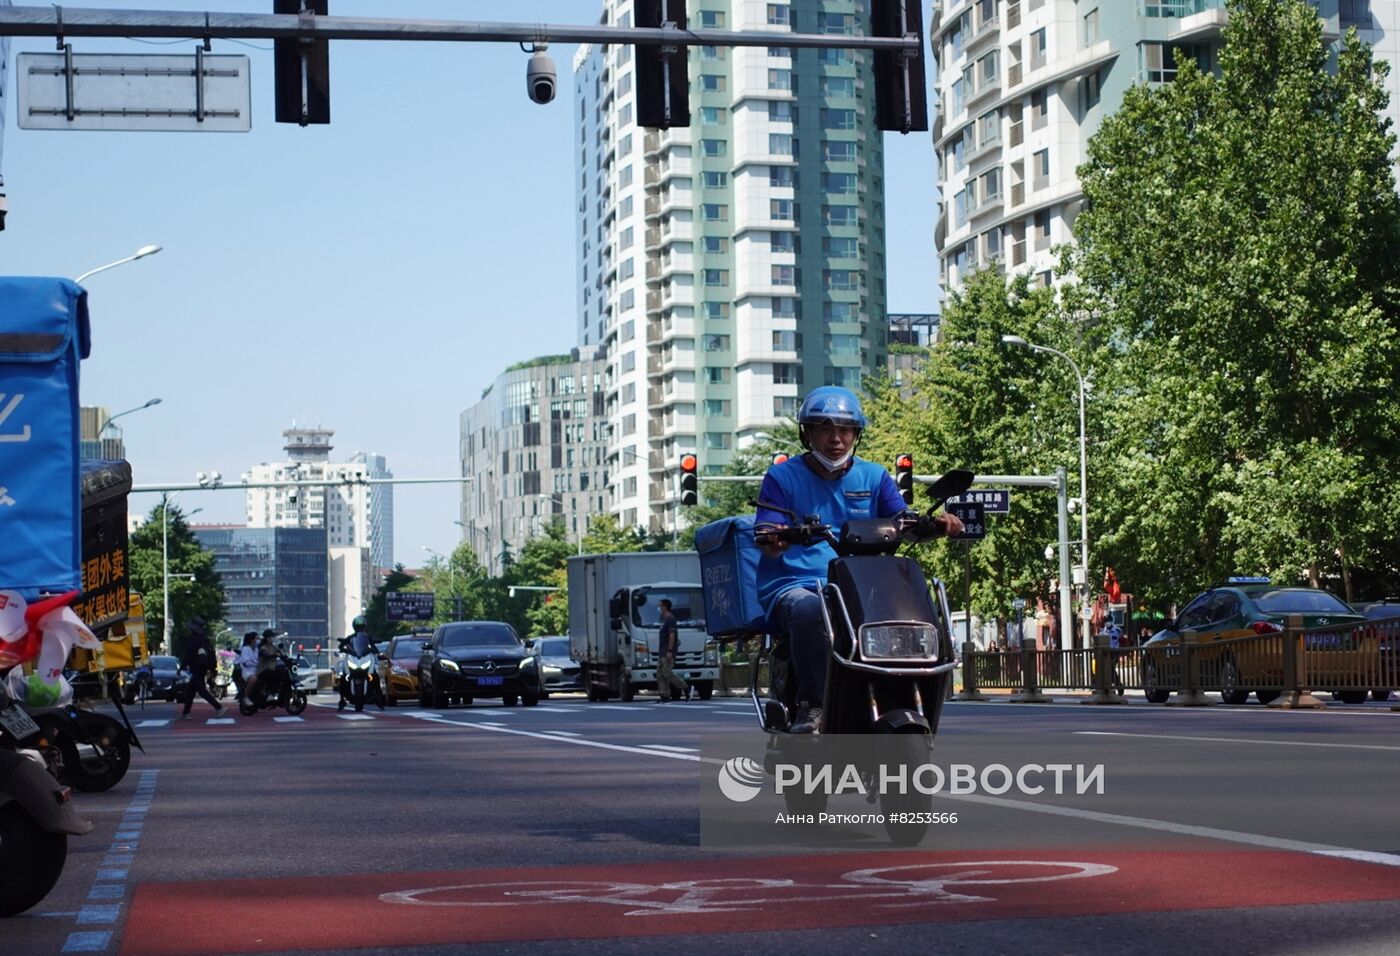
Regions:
[[251, 628, 285, 705], [337, 615, 384, 711], [234, 631, 259, 702], [753, 386, 963, 734]]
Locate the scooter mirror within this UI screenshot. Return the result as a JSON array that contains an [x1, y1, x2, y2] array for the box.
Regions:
[[926, 469, 976, 504]]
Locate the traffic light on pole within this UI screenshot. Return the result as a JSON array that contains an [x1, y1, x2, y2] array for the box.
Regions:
[[635, 0, 690, 129], [895, 454, 915, 505], [771, 452, 789, 466], [274, 0, 330, 125], [679, 453, 698, 506], [870, 0, 929, 133]]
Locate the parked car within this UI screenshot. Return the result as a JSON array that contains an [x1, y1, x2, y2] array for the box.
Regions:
[[418, 622, 543, 708], [530, 635, 582, 695], [1352, 601, 1400, 700], [1142, 580, 1368, 704], [380, 634, 430, 705], [124, 655, 182, 703]]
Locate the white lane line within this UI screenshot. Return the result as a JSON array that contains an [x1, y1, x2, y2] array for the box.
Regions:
[[543, 730, 582, 737], [640, 744, 700, 753], [941, 791, 1400, 868], [537, 705, 584, 713], [205, 718, 235, 725], [588, 705, 646, 712], [337, 714, 376, 721], [408, 713, 1400, 867], [133, 720, 170, 728], [272, 716, 305, 723], [1075, 731, 1400, 752]]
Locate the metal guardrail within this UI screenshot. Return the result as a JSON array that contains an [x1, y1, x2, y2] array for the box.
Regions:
[[958, 614, 1400, 708]]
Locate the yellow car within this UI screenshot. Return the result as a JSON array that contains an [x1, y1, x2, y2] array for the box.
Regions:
[[380, 634, 431, 706]]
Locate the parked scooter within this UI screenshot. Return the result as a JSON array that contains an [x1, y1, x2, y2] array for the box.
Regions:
[[0, 678, 141, 793], [0, 748, 92, 917], [238, 655, 308, 716], [335, 632, 385, 712], [744, 469, 974, 845]]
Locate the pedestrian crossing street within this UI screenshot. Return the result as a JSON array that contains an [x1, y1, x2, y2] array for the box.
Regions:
[[133, 698, 755, 729]]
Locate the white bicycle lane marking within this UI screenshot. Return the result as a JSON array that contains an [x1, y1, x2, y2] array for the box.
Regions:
[[379, 861, 1120, 915]]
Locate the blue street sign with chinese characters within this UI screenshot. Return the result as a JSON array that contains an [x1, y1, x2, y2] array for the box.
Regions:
[[946, 502, 986, 540], [948, 489, 1010, 514], [386, 591, 436, 622]]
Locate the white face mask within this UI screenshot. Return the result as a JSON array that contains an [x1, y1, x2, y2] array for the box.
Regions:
[[808, 449, 852, 472]]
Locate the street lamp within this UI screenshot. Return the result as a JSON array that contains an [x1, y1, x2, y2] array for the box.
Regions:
[[102, 397, 162, 429], [162, 495, 203, 652], [75, 244, 162, 284], [1002, 334, 1091, 645], [752, 431, 803, 453]]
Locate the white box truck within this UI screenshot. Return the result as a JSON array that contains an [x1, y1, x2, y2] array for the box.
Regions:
[[567, 551, 720, 701]]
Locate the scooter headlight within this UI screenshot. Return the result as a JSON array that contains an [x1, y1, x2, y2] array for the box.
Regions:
[[858, 623, 940, 660]]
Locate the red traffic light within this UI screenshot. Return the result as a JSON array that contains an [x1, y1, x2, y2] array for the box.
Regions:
[[680, 453, 698, 473], [896, 454, 914, 471], [772, 453, 789, 465]]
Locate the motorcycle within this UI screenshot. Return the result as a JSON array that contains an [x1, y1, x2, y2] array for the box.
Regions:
[[748, 469, 974, 846], [335, 633, 385, 712], [238, 655, 308, 716], [0, 677, 142, 793], [0, 748, 92, 917]]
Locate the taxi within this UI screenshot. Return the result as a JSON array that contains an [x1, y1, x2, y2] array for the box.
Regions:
[[1141, 578, 1368, 704]]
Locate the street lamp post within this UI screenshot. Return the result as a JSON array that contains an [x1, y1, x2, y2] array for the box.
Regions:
[[75, 244, 163, 284], [162, 494, 203, 653], [423, 546, 463, 620], [102, 397, 162, 429], [1002, 334, 1091, 648]]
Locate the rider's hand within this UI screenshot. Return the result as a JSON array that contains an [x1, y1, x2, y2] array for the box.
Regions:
[[754, 525, 790, 557], [935, 512, 965, 537]]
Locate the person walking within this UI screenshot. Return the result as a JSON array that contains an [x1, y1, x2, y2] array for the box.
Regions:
[[654, 599, 688, 702], [180, 617, 227, 720], [234, 631, 259, 702]]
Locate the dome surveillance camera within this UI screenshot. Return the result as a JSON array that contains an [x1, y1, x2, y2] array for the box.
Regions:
[[526, 47, 557, 105]]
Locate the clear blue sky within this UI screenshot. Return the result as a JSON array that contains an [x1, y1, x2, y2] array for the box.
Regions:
[[0, 0, 939, 567]]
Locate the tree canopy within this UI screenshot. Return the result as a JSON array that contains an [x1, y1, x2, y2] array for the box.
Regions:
[[128, 502, 225, 654]]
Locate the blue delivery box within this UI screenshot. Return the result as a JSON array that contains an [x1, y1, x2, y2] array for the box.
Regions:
[[695, 515, 765, 638]]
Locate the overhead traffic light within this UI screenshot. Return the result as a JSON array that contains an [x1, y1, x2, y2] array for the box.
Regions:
[[274, 0, 330, 125], [635, 0, 690, 129], [679, 453, 698, 506], [871, 0, 929, 133], [895, 454, 915, 505]]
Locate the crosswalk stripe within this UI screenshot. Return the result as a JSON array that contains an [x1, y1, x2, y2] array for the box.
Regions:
[[272, 716, 305, 723], [133, 720, 170, 728], [337, 714, 376, 721]]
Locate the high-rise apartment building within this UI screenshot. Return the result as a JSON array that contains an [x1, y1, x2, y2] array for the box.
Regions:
[[574, 0, 890, 534], [934, 0, 1383, 293], [460, 349, 611, 576]]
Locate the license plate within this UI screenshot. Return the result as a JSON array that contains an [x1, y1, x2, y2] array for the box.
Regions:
[[477, 676, 504, 687], [0, 704, 41, 741]]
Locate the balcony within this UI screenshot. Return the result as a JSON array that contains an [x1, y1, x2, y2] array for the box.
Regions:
[[646, 290, 662, 313], [966, 75, 1001, 110], [646, 259, 662, 282], [644, 165, 659, 186], [647, 354, 663, 376], [644, 195, 661, 220], [647, 324, 662, 344], [645, 226, 662, 251], [1007, 2, 1021, 29], [647, 386, 665, 408], [965, 14, 999, 55], [643, 131, 661, 156]]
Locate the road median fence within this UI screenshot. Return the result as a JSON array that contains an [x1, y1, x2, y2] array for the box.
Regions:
[[956, 614, 1400, 709]]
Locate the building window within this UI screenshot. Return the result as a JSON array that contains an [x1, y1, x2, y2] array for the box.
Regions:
[[704, 367, 730, 384], [773, 363, 798, 385], [823, 205, 857, 227], [773, 297, 797, 318], [773, 330, 797, 351], [1083, 7, 1099, 44], [823, 301, 858, 323], [824, 269, 859, 291], [703, 399, 731, 417], [700, 74, 726, 92], [702, 203, 729, 221], [821, 108, 856, 130], [700, 106, 726, 125], [821, 76, 855, 98], [823, 236, 857, 257], [774, 396, 797, 417], [769, 166, 796, 188], [771, 231, 797, 253], [826, 334, 860, 356], [771, 264, 796, 286], [1082, 69, 1101, 111], [822, 141, 856, 162], [703, 171, 728, 188], [620, 289, 635, 310], [768, 101, 795, 122], [766, 3, 790, 26], [822, 172, 857, 194], [704, 432, 732, 450], [701, 138, 728, 157], [703, 334, 730, 351], [770, 198, 795, 220], [703, 269, 729, 286], [702, 236, 729, 254], [821, 12, 854, 34], [768, 133, 794, 155], [818, 48, 852, 67], [768, 68, 792, 91], [698, 10, 724, 28], [703, 300, 730, 318], [619, 226, 634, 249], [700, 45, 726, 61]]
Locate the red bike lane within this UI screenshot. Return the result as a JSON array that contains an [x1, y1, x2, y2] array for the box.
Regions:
[[120, 848, 1400, 954]]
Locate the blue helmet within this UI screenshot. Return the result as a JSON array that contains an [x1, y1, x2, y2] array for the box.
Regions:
[[797, 386, 867, 450]]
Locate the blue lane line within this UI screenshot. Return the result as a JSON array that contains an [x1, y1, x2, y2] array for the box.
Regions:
[[62, 768, 158, 954]]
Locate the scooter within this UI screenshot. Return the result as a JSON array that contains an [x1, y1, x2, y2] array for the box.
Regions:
[[238, 656, 308, 716], [335, 633, 385, 712], [0, 677, 142, 793], [0, 748, 92, 917], [749, 469, 974, 846]]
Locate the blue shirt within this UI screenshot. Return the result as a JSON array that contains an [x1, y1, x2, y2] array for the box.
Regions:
[[754, 454, 907, 613]]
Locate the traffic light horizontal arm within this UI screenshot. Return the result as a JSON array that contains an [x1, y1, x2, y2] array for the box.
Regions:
[[0, 7, 921, 51]]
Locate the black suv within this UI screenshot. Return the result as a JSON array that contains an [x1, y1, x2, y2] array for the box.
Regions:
[[418, 621, 542, 708]]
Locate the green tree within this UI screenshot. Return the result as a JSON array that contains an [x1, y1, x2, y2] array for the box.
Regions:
[[580, 513, 648, 554], [862, 269, 1077, 632], [1067, 0, 1400, 603], [128, 502, 225, 655], [409, 543, 493, 628]]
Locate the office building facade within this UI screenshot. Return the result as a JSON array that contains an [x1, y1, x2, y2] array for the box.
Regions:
[[933, 0, 1376, 293], [574, 0, 891, 534], [191, 526, 328, 642]]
